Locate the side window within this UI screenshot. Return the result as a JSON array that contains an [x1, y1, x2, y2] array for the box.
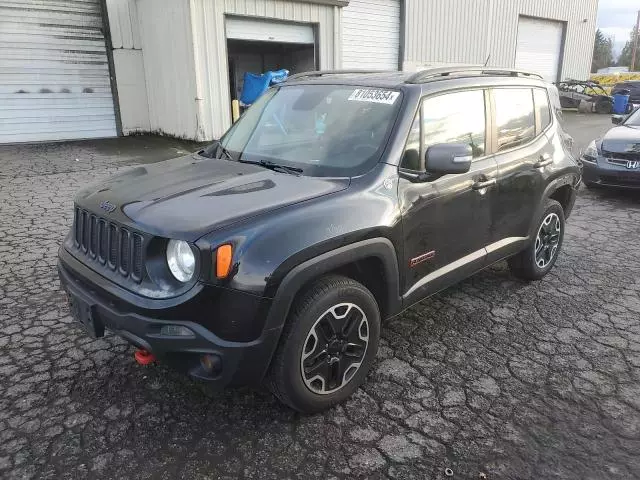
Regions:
[[422, 90, 486, 158], [400, 112, 421, 170], [493, 88, 535, 151], [534, 88, 552, 132]]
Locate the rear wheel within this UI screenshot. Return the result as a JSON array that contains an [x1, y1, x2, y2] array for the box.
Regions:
[[509, 199, 565, 280], [595, 98, 612, 114], [267, 275, 380, 413]]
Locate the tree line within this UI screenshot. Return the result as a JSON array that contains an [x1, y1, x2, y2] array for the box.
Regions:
[[593, 27, 640, 73]]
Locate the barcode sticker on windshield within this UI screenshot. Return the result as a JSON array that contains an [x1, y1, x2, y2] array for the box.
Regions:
[[348, 89, 400, 105]]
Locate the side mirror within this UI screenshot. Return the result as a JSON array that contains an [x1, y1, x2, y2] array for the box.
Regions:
[[426, 143, 472, 174], [612, 115, 624, 125]]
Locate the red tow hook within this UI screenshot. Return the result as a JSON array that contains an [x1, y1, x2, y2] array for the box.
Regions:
[[134, 349, 157, 366]]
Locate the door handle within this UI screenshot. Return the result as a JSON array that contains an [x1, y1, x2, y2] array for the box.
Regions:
[[472, 178, 497, 190], [534, 154, 553, 168]]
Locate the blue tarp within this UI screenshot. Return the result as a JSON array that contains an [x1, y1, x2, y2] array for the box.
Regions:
[[240, 69, 289, 105]]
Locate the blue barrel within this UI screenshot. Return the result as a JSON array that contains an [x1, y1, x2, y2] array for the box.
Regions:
[[613, 93, 630, 114]]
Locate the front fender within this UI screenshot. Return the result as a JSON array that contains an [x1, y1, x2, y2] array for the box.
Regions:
[[264, 238, 401, 330], [250, 237, 401, 384]]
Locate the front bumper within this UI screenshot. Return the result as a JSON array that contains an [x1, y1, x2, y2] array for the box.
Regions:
[[57, 248, 283, 387], [581, 157, 640, 189]]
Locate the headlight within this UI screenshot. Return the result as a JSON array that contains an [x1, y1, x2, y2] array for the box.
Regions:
[[582, 140, 598, 163], [166, 239, 195, 282]]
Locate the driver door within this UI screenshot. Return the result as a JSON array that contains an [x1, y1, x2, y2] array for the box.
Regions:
[[398, 89, 498, 306]]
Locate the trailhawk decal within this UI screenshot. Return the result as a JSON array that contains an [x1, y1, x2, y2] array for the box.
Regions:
[[348, 88, 400, 105]]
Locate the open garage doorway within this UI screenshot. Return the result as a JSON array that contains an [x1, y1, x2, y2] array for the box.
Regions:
[[225, 17, 317, 105]]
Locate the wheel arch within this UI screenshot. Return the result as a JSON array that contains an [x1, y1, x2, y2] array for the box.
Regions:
[[256, 238, 401, 382], [528, 174, 577, 240], [548, 183, 575, 216]]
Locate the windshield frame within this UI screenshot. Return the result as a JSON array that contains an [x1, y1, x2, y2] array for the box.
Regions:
[[209, 83, 405, 178]]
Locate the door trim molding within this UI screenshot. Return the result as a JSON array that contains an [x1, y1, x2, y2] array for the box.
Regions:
[[403, 236, 527, 300]]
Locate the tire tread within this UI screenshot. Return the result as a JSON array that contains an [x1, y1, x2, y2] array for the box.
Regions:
[[266, 274, 378, 411]]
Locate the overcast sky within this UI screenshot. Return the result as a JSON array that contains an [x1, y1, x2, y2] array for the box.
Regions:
[[598, 0, 639, 56]]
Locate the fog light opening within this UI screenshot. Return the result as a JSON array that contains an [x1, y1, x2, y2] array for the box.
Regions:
[[159, 325, 194, 337], [200, 354, 222, 374]]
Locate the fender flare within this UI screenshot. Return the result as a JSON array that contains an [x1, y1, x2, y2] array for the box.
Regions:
[[529, 173, 578, 238], [254, 238, 401, 381], [264, 237, 401, 332]]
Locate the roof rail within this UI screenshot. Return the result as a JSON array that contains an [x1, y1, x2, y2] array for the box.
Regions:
[[286, 70, 395, 81], [405, 66, 543, 84]]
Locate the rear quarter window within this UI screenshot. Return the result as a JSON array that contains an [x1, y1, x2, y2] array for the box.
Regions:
[[534, 88, 552, 132]]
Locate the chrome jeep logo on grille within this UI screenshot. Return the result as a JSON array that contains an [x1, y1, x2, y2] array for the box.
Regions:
[[99, 200, 117, 213]]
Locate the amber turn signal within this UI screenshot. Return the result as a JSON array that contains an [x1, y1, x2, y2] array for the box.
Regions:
[[216, 244, 233, 279]]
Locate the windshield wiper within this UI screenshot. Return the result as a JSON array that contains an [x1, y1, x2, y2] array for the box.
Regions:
[[239, 159, 303, 175], [201, 140, 233, 161]]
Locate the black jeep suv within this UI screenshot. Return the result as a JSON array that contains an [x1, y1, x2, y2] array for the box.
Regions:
[[58, 67, 580, 413]]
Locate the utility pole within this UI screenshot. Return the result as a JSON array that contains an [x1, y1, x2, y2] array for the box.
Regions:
[[632, 9, 640, 71]]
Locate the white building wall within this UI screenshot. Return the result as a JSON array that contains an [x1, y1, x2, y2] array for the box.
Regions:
[[105, 0, 149, 134], [404, 0, 598, 81], [136, 0, 199, 139], [190, 0, 341, 141]]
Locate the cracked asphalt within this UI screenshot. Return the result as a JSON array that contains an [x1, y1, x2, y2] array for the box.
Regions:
[[1, 116, 640, 479]]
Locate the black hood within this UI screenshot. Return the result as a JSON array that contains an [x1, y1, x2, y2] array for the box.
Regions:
[[601, 125, 640, 153], [75, 155, 349, 241]]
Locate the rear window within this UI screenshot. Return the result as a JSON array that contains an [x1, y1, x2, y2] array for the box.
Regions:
[[534, 88, 552, 132], [493, 88, 535, 151]]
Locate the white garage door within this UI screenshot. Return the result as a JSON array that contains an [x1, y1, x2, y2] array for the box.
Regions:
[[226, 17, 315, 44], [342, 0, 400, 70], [515, 16, 564, 83], [0, 0, 117, 144]]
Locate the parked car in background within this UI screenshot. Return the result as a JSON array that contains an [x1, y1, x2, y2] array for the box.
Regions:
[[581, 109, 640, 189], [58, 67, 580, 413], [556, 80, 613, 114], [611, 80, 640, 104]]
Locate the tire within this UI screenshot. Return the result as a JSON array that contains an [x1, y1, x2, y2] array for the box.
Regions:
[[267, 275, 381, 413], [508, 199, 565, 281], [595, 99, 612, 114], [583, 181, 597, 190]]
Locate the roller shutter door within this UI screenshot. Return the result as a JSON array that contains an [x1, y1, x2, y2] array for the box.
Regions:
[[342, 0, 400, 70], [0, 0, 117, 143], [226, 17, 315, 44], [515, 16, 564, 83]]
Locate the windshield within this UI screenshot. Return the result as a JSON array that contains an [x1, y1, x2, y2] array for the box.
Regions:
[[212, 85, 402, 177], [623, 108, 640, 126]]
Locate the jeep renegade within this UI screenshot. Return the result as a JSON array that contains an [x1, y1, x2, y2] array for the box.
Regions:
[[58, 67, 580, 413]]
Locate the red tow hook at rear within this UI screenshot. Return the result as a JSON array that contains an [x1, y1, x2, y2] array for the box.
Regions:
[[134, 349, 157, 366]]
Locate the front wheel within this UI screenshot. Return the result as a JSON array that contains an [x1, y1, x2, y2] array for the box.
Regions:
[[508, 199, 565, 281], [267, 275, 380, 413]]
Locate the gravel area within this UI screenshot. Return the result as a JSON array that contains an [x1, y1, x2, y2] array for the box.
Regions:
[[1, 121, 639, 480]]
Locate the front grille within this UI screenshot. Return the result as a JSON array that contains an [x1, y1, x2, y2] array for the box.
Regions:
[[606, 158, 630, 167], [602, 150, 640, 162], [73, 207, 144, 283]]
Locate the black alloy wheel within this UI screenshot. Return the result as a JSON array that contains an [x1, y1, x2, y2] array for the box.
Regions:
[[300, 302, 369, 395], [534, 212, 561, 269]]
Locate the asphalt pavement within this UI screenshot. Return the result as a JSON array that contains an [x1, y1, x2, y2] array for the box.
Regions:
[[1, 116, 640, 480]]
